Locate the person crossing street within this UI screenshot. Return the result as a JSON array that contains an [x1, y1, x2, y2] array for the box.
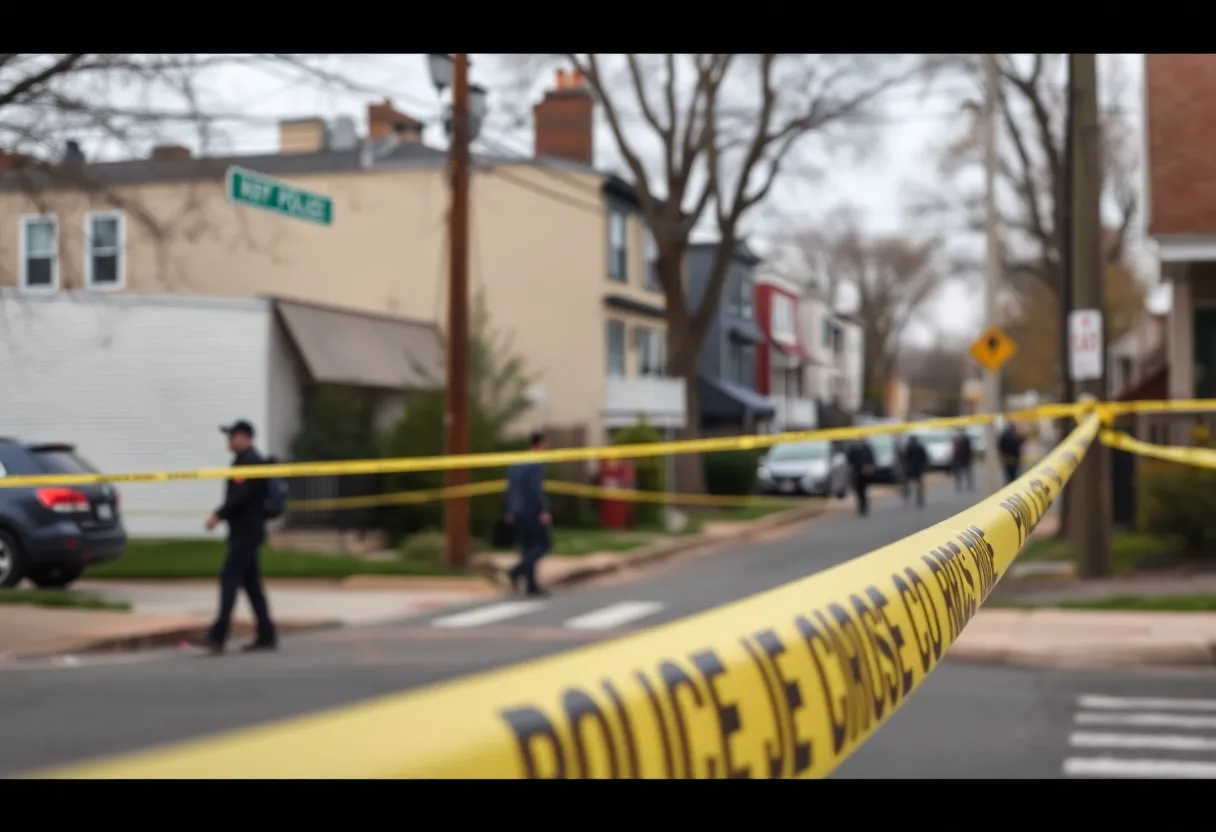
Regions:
[[201, 420, 277, 655], [901, 433, 928, 509]]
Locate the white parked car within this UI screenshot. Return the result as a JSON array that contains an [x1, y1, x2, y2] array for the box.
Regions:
[[909, 428, 957, 471], [757, 440, 850, 499]]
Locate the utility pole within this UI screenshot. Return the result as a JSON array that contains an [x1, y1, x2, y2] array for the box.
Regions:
[[1055, 55, 1076, 540], [444, 54, 472, 569], [1068, 53, 1111, 579], [981, 54, 1002, 497]]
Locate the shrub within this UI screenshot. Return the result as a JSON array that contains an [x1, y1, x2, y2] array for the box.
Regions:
[[398, 530, 448, 565], [1139, 426, 1216, 557], [611, 421, 665, 527], [380, 292, 538, 547], [704, 449, 763, 496]]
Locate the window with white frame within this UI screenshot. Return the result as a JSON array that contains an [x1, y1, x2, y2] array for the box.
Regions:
[[635, 327, 665, 376], [643, 229, 660, 291], [738, 276, 754, 320], [20, 215, 58, 291], [607, 209, 628, 281], [85, 211, 125, 289], [606, 319, 626, 376], [772, 293, 795, 341]]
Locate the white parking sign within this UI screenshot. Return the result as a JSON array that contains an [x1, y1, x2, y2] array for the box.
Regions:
[[1068, 309, 1104, 382]]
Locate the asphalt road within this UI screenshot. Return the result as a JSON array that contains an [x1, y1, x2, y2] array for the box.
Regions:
[[11, 480, 1212, 778]]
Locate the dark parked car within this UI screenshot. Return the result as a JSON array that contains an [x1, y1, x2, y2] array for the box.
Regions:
[[0, 440, 126, 589]]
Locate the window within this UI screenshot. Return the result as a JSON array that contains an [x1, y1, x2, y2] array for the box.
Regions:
[[635, 327, 665, 376], [607, 209, 627, 281], [643, 229, 660, 291], [772, 294, 795, 341], [738, 276, 753, 320], [728, 342, 756, 388], [606, 319, 626, 376], [821, 316, 833, 350], [85, 211, 125, 290], [19, 214, 58, 291]]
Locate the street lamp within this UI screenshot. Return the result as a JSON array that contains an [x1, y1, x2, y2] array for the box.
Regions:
[[427, 53, 453, 93]]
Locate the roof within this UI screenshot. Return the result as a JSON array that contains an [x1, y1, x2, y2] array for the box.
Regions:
[[271, 296, 444, 391], [0, 137, 632, 198]]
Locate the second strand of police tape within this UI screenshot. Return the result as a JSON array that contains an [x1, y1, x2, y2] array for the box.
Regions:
[[34, 415, 1101, 779]]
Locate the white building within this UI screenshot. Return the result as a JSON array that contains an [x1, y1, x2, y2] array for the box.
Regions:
[[798, 282, 864, 417], [0, 291, 443, 537]]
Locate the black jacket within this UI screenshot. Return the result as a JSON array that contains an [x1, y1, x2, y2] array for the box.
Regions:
[[846, 441, 875, 477], [216, 447, 268, 542], [903, 438, 928, 478], [998, 429, 1025, 462], [952, 435, 973, 467]]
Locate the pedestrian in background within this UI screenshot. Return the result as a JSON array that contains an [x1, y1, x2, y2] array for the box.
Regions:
[[202, 420, 277, 655], [951, 428, 974, 493], [901, 433, 928, 509], [504, 431, 552, 597], [846, 438, 876, 517], [999, 422, 1026, 485]]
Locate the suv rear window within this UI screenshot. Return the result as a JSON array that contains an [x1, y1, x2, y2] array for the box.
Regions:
[[29, 448, 98, 475]]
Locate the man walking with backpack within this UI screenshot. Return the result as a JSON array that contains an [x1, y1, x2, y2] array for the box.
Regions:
[[201, 420, 278, 655]]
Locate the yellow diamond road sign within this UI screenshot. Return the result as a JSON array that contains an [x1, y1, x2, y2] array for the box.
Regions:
[[969, 325, 1017, 373]]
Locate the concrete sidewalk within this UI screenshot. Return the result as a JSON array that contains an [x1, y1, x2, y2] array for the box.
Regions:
[[0, 578, 496, 661], [952, 609, 1216, 669]]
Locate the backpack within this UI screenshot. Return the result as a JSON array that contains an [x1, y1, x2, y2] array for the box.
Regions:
[[262, 455, 289, 520]]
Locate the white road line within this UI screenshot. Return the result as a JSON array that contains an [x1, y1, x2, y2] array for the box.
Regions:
[[1069, 732, 1216, 752], [1063, 756, 1216, 779], [1078, 694, 1216, 712], [430, 600, 548, 629], [1075, 712, 1216, 730], [564, 601, 665, 631]]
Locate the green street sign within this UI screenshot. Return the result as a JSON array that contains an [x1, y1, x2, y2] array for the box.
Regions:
[[225, 165, 333, 226]]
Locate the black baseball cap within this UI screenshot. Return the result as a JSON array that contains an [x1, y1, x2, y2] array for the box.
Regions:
[[220, 420, 255, 438]]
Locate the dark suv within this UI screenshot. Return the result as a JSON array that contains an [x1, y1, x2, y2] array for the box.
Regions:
[[0, 440, 126, 589]]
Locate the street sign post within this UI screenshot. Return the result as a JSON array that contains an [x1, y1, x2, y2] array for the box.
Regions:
[[1068, 308, 1103, 382], [225, 166, 333, 226], [969, 324, 1018, 374]]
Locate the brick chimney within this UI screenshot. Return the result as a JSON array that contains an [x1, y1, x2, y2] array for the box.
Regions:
[[150, 144, 192, 161], [533, 68, 594, 165], [367, 99, 423, 143]]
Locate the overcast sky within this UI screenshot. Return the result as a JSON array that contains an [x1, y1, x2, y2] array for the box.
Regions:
[[117, 53, 1162, 346]]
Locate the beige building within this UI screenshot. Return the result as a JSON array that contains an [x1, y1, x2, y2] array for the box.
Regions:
[[0, 72, 684, 445]]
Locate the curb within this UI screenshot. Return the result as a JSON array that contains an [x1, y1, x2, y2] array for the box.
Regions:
[[947, 638, 1216, 670], [503, 502, 830, 590], [11, 619, 343, 661]]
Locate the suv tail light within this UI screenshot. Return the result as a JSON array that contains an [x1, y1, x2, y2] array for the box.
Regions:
[[36, 487, 90, 513]]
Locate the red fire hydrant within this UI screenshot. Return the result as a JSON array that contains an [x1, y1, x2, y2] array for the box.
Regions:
[[599, 459, 636, 529]]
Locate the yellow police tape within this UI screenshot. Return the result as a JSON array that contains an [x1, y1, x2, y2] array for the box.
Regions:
[[1100, 429, 1216, 470], [33, 413, 1100, 779], [0, 397, 1200, 493], [123, 479, 805, 517], [0, 411, 1031, 490]]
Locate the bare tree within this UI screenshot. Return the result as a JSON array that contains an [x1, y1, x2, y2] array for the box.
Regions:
[[0, 53, 389, 286], [788, 210, 949, 413], [503, 54, 917, 490], [920, 54, 1139, 300], [899, 340, 970, 416]]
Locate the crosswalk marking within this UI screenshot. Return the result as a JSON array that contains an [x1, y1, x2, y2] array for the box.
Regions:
[[1075, 712, 1216, 730], [430, 600, 548, 629], [1069, 732, 1216, 752], [1062, 757, 1216, 779], [1078, 694, 1216, 712], [1065, 693, 1216, 779], [564, 601, 664, 630]]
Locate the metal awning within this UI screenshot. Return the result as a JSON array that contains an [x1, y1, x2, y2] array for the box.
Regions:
[[272, 296, 445, 391], [699, 375, 775, 420]]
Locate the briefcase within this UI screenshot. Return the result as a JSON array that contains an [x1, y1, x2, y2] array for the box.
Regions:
[[491, 518, 516, 549]]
